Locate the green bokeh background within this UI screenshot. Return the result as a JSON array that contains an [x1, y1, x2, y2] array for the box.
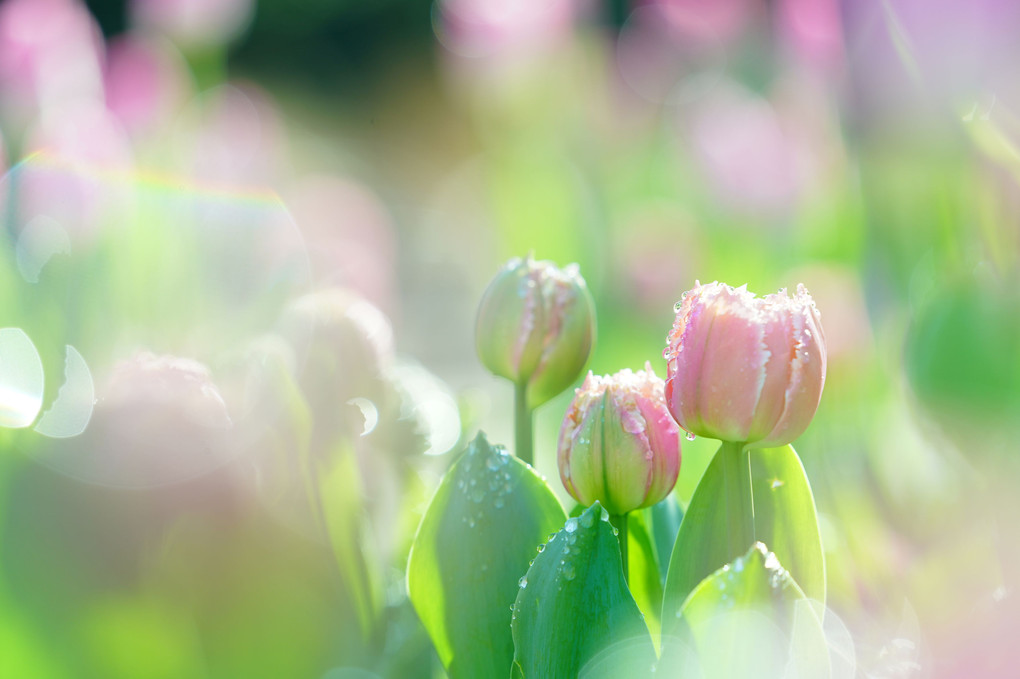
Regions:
[[2, 0, 1019, 677]]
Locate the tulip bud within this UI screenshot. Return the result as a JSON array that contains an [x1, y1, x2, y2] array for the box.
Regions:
[[475, 256, 595, 409], [664, 281, 826, 448], [557, 364, 681, 515]]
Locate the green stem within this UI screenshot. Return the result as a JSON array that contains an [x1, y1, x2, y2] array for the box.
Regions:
[[610, 513, 629, 585], [514, 382, 534, 466], [719, 440, 756, 546]]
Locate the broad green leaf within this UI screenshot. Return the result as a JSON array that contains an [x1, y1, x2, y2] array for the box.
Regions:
[[407, 433, 565, 679], [511, 502, 656, 679], [659, 543, 829, 679], [661, 442, 824, 636]]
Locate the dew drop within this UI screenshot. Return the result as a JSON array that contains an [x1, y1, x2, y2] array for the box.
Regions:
[[564, 517, 579, 533], [518, 576, 528, 589], [673, 301, 683, 312], [685, 431, 696, 442], [771, 479, 784, 490], [563, 563, 576, 581], [536, 543, 545, 553]]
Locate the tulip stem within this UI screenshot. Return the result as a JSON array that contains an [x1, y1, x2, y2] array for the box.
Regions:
[[610, 513, 629, 585], [746, 445, 757, 542], [720, 441, 757, 547], [514, 382, 534, 466]]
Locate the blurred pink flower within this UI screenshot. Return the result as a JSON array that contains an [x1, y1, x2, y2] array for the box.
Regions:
[[558, 364, 681, 515], [777, 0, 844, 71], [0, 0, 105, 131], [130, 0, 254, 50], [616, 4, 728, 105], [172, 83, 289, 189], [681, 80, 835, 217], [104, 34, 193, 141], [651, 0, 757, 46], [75, 351, 234, 487], [664, 281, 826, 448], [612, 204, 705, 314], [435, 0, 580, 60], [843, 0, 1020, 121], [284, 175, 398, 316]]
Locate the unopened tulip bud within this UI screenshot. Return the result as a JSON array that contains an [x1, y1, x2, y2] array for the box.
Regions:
[[558, 364, 681, 515], [475, 256, 595, 409], [664, 281, 826, 448]]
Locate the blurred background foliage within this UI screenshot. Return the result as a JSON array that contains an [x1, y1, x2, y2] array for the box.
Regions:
[[1, 0, 1019, 676]]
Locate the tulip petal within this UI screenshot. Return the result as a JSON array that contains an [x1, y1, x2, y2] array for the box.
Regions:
[[760, 286, 826, 448], [694, 285, 769, 442]]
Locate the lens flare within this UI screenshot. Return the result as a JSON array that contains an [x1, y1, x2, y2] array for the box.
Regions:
[[0, 151, 311, 486]]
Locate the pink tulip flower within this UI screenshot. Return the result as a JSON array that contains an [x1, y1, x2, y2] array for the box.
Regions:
[[664, 281, 826, 448], [558, 364, 681, 515]]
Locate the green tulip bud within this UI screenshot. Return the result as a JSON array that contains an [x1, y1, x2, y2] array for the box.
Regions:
[[475, 256, 596, 409]]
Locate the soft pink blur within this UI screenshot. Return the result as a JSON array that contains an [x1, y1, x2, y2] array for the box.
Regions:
[[777, 0, 844, 71], [13, 103, 133, 241], [612, 204, 705, 315], [284, 175, 399, 316], [616, 4, 728, 105], [0, 0, 105, 133], [664, 281, 826, 448], [104, 34, 193, 141], [74, 351, 234, 487], [680, 79, 837, 218], [558, 364, 681, 515], [171, 82, 289, 189], [435, 0, 579, 60], [130, 0, 255, 49], [651, 0, 757, 46]]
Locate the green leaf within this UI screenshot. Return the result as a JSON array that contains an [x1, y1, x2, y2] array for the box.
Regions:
[[625, 495, 684, 650], [644, 494, 683, 586], [663, 543, 830, 679], [511, 503, 656, 679], [407, 433, 565, 679], [317, 440, 380, 640], [661, 442, 824, 637]]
